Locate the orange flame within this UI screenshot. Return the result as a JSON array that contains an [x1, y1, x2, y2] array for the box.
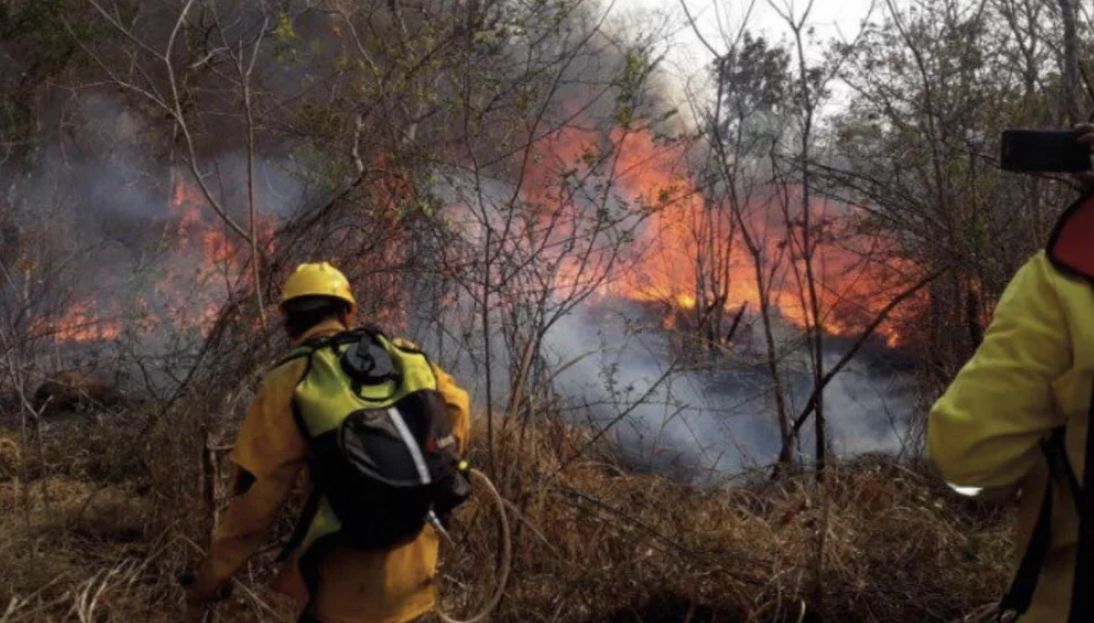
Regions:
[[44, 176, 278, 345], [534, 126, 920, 347], [33, 300, 121, 342], [155, 176, 277, 336]]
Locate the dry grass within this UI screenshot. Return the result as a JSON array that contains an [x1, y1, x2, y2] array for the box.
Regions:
[[466, 422, 1012, 623], [0, 412, 1013, 623]]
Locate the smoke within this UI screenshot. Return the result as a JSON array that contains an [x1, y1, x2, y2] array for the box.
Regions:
[[540, 298, 919, 478], [0, 85, 327, 396], [412, 262, 920, 479]]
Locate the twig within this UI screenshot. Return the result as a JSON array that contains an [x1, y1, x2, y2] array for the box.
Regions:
[[790, 268, 947, 438]]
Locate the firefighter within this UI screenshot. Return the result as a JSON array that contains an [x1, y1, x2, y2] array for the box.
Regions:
[[185, 262, 471, 623], [928, 126, 1094, 623]]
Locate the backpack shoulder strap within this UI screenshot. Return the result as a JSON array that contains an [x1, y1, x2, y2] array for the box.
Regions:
[[276, 338, 331, 440], [276, 345, 314, 368], [999, 427, 1073, 619], [1069, 386, 1094, 622], [275, 340, 328, 563]]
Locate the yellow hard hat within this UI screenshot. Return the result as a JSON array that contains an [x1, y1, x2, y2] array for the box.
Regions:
[[280, 262, 357, 315]]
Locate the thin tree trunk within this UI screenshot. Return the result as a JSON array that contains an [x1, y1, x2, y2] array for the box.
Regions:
[[200, 423, 216, 537], [966, 286, 983, 348], [482, 228, 496, 477], [756, 268, 793, 467], [244, 79, 265, 328], [1057, 0, 1080, 122]]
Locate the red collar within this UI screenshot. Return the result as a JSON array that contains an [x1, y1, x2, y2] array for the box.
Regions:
[[1049, 192, 1094, 282]]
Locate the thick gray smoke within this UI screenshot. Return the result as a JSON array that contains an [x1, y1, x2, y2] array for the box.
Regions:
[[540, 298, 919, 477], [414, 266, 920, 479], [0, 88, 321, 396]]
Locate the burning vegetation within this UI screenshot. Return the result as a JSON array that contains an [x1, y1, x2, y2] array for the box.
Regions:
[[27, 175, 276, 347]]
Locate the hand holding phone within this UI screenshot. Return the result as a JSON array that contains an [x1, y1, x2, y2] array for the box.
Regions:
[[1001, 129, 1093, 173]]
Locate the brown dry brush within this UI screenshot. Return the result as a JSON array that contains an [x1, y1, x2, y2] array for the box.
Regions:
[[9, 419, 1014, 623], [1, 392, 1012, 623], [463, 422, 1012, 623]]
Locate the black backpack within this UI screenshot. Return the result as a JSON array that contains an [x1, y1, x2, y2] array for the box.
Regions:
[[277, 326, 471, 590]]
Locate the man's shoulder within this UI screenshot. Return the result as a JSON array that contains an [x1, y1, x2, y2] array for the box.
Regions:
[[1024, 249, 1091, 298], [259, 353, 311, 397]]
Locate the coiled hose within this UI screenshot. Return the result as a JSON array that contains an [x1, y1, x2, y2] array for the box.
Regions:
[[435, 468, 512, 623]]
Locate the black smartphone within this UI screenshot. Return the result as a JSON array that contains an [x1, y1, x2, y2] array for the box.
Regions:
[[1001, 129, 1092, 172]]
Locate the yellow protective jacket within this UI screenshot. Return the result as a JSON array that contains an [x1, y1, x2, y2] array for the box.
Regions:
[[928, 246, 1094, 623], [193, 319, 471, 623]]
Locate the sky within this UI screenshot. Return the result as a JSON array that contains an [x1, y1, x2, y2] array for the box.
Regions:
[[610, 0, 881, 124]]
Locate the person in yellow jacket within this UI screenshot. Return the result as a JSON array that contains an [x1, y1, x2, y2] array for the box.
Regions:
[[185, 262, 471, 623], [928, 126, 1094, 623]]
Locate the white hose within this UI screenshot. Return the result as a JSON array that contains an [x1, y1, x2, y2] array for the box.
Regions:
[[436, 468, 512, 623]]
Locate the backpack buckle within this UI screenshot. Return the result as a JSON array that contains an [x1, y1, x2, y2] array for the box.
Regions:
[[340, 333, 396, 385]]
